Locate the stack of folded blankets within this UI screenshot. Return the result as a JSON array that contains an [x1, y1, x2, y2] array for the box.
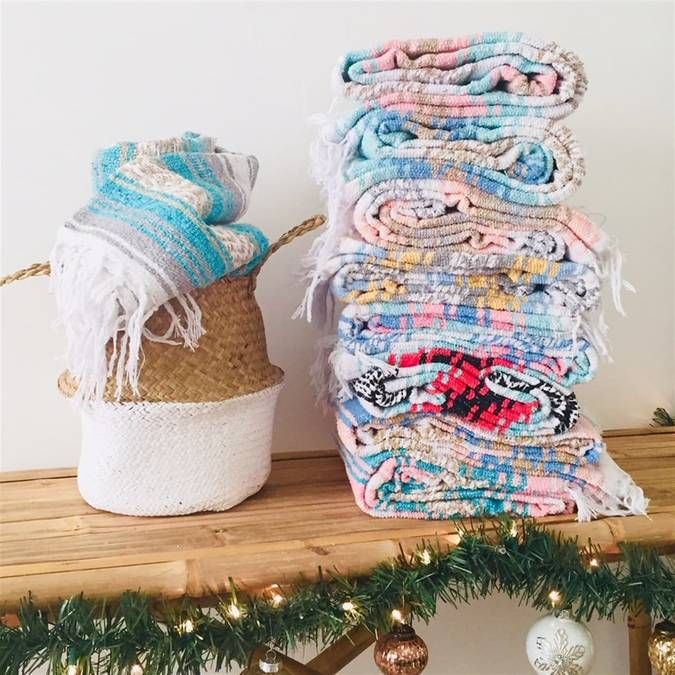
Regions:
[[304, 33, 647, 521]]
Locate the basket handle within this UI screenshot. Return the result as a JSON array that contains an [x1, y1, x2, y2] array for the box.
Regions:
[[0, 215, 325, 289], [0, 262, 51, 288]]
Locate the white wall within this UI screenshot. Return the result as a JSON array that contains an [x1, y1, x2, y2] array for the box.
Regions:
[[1, 2, 673, 673]]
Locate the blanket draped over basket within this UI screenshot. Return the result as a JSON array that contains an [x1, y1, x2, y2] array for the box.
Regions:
[[0, 128, 325, 515], [4, 185, 324, 515], [305, 33, 646, 521], [51, 132, 267, 401]]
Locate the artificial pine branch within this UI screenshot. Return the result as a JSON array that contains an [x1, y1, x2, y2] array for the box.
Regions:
[[652, 407, 675, 427], [1, 517, 673, 675]]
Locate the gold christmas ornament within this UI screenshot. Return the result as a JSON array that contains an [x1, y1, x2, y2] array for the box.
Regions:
[[648, 620, 675, 675], [240, 649, 290, 675], [374, 623, 428, 675]]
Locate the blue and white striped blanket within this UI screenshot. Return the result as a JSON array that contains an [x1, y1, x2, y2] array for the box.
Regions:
[[51, 132, 267, 401]]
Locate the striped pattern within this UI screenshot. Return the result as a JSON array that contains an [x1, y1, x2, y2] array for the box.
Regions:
[[334, 110, 585, 207], [339, 33, 587, 119], [306, 35, 646, 522], [51, 132, 267, 401], [335, 413, 637, 520]]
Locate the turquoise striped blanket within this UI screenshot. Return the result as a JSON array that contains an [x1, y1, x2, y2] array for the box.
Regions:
[[334, 110, 585, 208], [51, 132, 267, 401]]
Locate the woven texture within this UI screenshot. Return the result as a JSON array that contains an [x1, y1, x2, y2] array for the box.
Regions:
[[305, 35, 646, 522], [51, 132, 267, 401], [59, 276, 283, 403], [337, 412, 643, 520], [338, 33, 587, 119], [333, 111, 584, 208], [77, 383, 283, 516]]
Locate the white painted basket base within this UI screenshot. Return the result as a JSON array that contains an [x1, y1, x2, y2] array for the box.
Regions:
[[77, 382, 283, 516]]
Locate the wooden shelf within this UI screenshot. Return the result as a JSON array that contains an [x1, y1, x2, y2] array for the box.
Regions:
[[1, 428, 674, 610]]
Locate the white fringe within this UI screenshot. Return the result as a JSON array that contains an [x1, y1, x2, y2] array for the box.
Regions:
[[581, 310, 611, 361], [569, 452, 649, 522], [601, 237, 636, 316], [573, 206, 636, 316], [309, 334, 340, 410], [295, 113, 356, 324], [51, 231, 204, 403]]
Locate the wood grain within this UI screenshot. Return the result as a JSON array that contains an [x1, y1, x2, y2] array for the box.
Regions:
[[1, 430, 674, 610]]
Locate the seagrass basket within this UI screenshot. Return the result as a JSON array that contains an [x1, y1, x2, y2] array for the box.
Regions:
[[2, 215, 324, 516]]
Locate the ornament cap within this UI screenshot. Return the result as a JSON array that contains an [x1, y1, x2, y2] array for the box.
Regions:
[[653, 619, 675, 634], [258, 650, 281, 673], [391, 623, 417, 640]]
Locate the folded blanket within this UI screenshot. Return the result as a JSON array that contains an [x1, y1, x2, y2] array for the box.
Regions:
[[335, 333, 597, 388], [338, 33, 587, 119], [304, 112, 591, 319], [337, 412, 647, 520], [326, 238, 600, 317], [351, 179, 606, 264], [332, 111, 584, 207], [51, 132, 267, 401], [340, 302, 602, 352], [335, 346, 581, 435]]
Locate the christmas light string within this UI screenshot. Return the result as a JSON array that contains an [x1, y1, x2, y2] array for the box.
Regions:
[[2, 518, 672, 675]]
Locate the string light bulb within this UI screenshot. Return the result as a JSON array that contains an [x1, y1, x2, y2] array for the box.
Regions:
[[509, 523, 518, 538], [419, 549, 432, 565], [179, 618, 195, 634], [341, 601, 356, 612], [390, 608, 404, 624], [266, 584, 285, 607], [67, 666, 78, 675], [130, 664, 143, 675], [588, 557, 600, 569], [548, 590, 562, 607], [227, 603, 242, 620]]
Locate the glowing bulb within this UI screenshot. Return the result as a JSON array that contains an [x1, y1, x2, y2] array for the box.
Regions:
[[548, 590, 562, 607], [227, 603, 242, 620], [67, 666, 78, 675], [509, 523, 518, 538], [589, 557, 600, 569], [419, 549, 432, 565], [341, 601, 356, 612], [267, 584, 285, 607], [179, 619, 195, 634], [130, 664, 143, 675], [390, 609, 404, 623]]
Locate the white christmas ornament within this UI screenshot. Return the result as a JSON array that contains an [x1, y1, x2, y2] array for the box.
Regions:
[[526, 611, 594, 675]]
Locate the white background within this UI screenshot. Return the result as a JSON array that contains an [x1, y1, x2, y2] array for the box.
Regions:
[[1, 2, 673, 673]]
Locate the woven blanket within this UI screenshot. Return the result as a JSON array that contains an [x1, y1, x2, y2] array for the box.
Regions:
[[334, 333, 597, 389], [337, 300, 612, 371], [338, 305, 585, 355], [304, 112, 591, 319], [338, 33, 587, 119], [337, 412, 647, 520], [331, 110, 584, 207], [351, 179, 605, 264], [325, 238, 600, 317], [51, 132, 267, 401], [334, 346, 580, 436]]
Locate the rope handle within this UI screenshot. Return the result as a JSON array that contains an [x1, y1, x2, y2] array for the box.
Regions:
[[0, 262, 51, 288], [0, 215, 325, 289]]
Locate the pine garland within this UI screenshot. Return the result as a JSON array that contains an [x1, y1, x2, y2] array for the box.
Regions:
[[1, 519, 673, 675], [653, 407, 675, 427]]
